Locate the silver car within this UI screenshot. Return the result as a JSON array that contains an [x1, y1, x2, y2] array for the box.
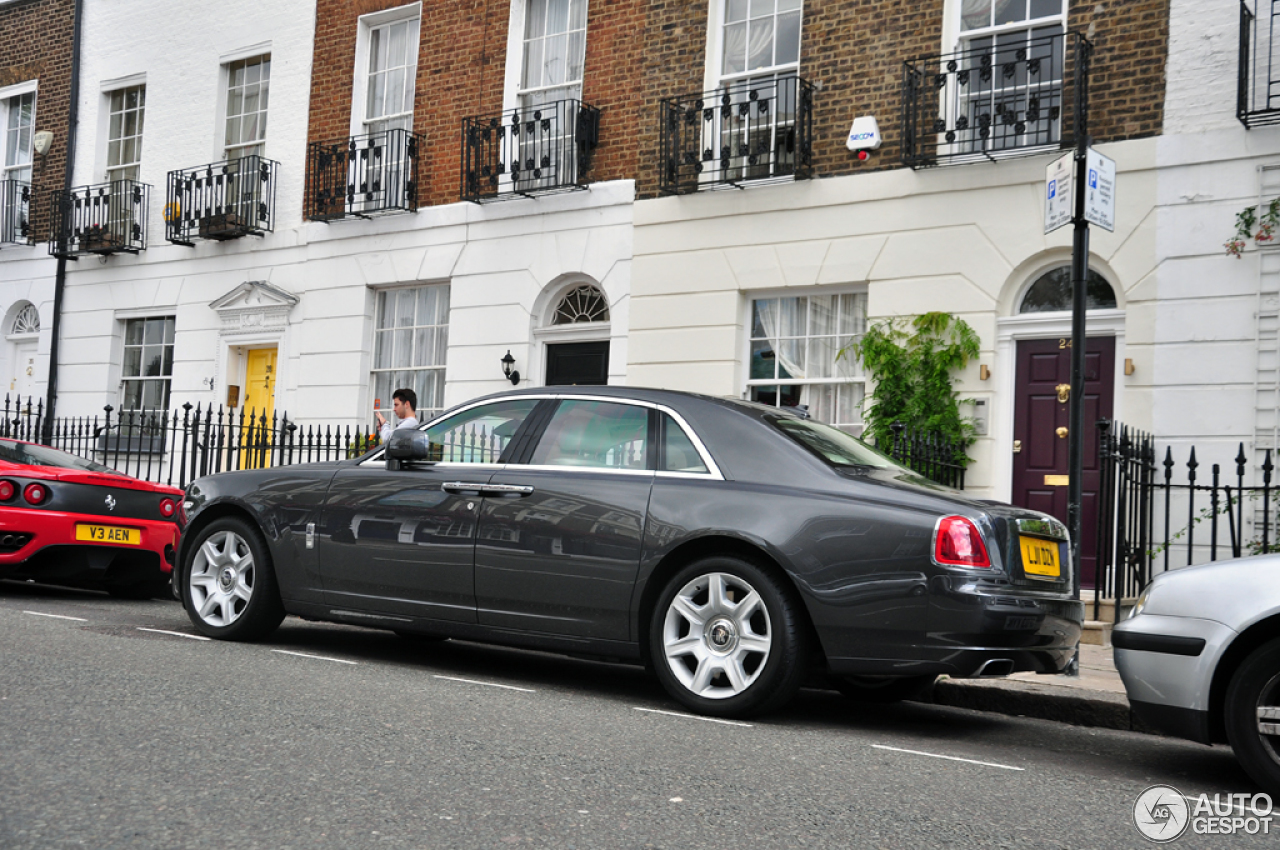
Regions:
[[1114, 555, 1280, 793]]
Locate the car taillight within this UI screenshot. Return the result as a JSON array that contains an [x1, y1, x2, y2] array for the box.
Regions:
[[159, 498, 176, 518], [0, 480, 14, 501], [23, 483, 48, 506], [934, 515, 992, 568]]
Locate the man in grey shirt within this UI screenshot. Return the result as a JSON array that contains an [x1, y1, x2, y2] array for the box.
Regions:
[[377, 388, 420, 442]]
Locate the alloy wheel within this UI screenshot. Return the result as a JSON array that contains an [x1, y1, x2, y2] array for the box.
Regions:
[[189, 530, 256, 628], [661, 571, 773, 700]]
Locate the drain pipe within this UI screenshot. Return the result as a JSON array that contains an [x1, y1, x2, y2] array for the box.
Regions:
[[41, 0, 83, 444]]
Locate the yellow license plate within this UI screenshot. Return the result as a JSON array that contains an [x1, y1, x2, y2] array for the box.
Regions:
[[76, 524, 140, 545], [1019, 536, 1060, 578]]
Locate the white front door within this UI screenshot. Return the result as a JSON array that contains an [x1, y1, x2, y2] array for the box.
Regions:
[[9, 339, 36, 399]]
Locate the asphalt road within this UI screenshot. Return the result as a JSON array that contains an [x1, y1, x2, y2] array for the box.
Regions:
[[0, 579, 1272, 849]]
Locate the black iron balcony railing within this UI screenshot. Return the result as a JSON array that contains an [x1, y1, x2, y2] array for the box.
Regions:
[[0, 180, 31, 246], [48, 180, 150, 258], [306, 128, 422, 221], [166, 156, 277, 246], [461, 99, 601, 202], [1239, 1, 1280, 127], [659, 74, 814, 195], [902, 31, 1090, 168]]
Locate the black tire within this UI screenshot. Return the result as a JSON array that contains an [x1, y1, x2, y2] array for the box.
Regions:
[[1225, 637, 1280, 795], [649, 556, 809, 718], [182, 517, 285, 641], [833, 674, 937, 704]]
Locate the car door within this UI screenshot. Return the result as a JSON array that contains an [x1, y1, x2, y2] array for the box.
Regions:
[[474, 398, 655, 640], [317, 398, 543, 622]]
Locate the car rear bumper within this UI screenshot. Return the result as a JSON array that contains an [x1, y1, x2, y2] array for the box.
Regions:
[[0, 506, 179, 577], [821, 576, 1083, 678]]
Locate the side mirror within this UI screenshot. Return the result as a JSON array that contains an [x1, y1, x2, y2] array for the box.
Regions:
[[385, 430, 440, 470]]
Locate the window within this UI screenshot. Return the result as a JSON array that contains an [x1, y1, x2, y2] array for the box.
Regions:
[[106, 85, 145, 183], [552, 284, 608, 325], [520, 0, 587, 108], [224, 55, 270, 160], [660, 413, 709, 474], [955, 0, 1066, 152], [362, 15, 418, 136], [121, 316, 174, 411], [712, 0, 804, 182], [1, 87, 34, 244], [530, 399, 649, 470], [421, 398, 539, 464], [9, 303, 38, 336], [372, 284, 449, 421], [2, 89, 34, 185], [748, 292, 865, 433], [1018, 266, 1116, 313]]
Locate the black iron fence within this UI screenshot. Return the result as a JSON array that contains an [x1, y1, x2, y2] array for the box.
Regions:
[[0, 395, 380, 490], [1238, 0, 1280, 127], [659, 74, 814, 194], [306, 128, 423, 221], [902, 30, 1089, 168], [166, 155, 277, 245], [873, 422, 968, 490], [1095, 420, 1280, 621], [462, 99, 600, 202], [0, 179, 32, 246], [48, 179, 150, 258]]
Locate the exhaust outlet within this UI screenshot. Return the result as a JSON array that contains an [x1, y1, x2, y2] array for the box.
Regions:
[[976, 659, 1015, 678]]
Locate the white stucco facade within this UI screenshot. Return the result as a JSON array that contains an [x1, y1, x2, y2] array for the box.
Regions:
[[2, 0, 636, 433]]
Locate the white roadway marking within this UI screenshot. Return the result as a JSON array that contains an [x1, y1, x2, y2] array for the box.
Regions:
[[271, 649, 358, 665], [433, 675, 535, 693], [22, 611, 88, 622], [871, 744, 1024, 771], [136, 628, 211, 641], [632, 708, 754, 728]]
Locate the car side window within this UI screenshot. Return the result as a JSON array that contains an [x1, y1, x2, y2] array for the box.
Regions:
[[529, 400, 650, 470], [422, 399, 540, 464], [660, 413, 708, 474]]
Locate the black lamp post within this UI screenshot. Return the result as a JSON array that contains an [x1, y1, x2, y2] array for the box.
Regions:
[[501, 350, 520, 385]]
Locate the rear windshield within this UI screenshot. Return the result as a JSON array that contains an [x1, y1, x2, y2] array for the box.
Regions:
[[770, 417, 905, 470], [0, 439, 121, 474]]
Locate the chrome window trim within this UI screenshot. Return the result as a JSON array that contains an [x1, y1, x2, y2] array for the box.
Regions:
[[360, 393, 725, 480]]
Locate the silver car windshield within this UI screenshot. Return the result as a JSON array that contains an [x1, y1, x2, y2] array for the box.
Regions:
[[771, 418, 906, 470]]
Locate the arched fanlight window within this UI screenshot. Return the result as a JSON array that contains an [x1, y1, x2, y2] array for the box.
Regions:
[[551, 284, 609, 325], [9, 303, 39, 335], [1018, 266, 1117, 314]]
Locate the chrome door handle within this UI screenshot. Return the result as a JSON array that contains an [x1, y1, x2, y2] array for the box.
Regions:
[[442, 482, 489, 494], [481, 484, 535, 496]]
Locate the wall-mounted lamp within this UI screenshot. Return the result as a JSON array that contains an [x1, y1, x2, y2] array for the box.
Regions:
[[501, 350, 520, 385], [979, 364, 991, 381], [32, 131, 53, 158]]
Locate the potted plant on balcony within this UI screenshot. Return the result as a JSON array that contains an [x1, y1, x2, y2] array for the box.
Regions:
[[82, 224, 123, 252], [198, 212, 244, 240]]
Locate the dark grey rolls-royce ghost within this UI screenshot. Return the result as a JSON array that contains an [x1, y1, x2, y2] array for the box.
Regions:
[[176, 387, 1082, 717]]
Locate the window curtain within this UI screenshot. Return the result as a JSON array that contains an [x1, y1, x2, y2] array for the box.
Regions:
[[756, 298, 806, 380], [961, 0, 1015, 30], [722, 20, 778, 76]]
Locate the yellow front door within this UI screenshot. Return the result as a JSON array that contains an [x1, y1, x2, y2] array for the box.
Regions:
[[242, 347, 277, 421], [240, 348, 277, 470]]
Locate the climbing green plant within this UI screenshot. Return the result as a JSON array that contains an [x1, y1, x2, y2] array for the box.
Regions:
[[1226, 198, 1280, 257], [843, 311, 980, 464]]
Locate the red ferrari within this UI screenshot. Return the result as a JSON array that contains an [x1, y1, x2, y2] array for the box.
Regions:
[[0, 438, 182, 598]]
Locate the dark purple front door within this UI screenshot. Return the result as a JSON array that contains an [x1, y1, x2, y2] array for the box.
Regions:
[[1011, 336, 1115, 588]]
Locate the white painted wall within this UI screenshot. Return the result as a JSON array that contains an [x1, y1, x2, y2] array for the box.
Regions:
[[630, 140, 1158, 500]]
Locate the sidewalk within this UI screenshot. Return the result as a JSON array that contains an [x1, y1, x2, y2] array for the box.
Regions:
[[921, 644, 1153, 733]]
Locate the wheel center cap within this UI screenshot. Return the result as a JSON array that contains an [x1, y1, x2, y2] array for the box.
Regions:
[[218, 567, 237, 592], [705, 617, 738, 653]]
